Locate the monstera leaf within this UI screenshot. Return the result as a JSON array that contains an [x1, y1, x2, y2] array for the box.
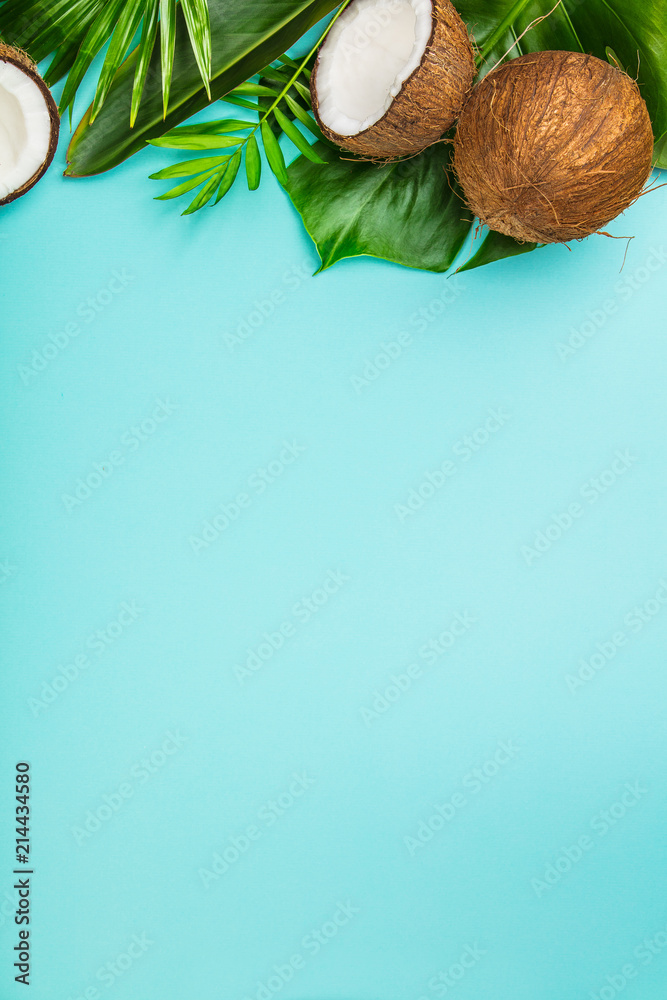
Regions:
[[655, 133, 667, 170], [286, 0, 667, 272], [288, 141, 472, 272]]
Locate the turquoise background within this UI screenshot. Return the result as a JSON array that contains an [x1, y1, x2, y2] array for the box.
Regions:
[[1, 41, 667, 1000]]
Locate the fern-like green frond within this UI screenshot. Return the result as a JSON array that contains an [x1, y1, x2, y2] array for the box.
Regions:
[[147, 56, 328, 215]]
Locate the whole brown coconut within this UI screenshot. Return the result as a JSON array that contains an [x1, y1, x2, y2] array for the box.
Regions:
[[453, 51, 655, 243], [0, 42, 60, 206], [311, 0, 475, 159]]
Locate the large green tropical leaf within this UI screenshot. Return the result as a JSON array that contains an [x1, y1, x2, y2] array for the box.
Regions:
[[456, 229, 539, 273], [287, 142, 473, 272], [285, 0, 667, 273], [655, 133, 667, 170], [64, 0, 341, 176]]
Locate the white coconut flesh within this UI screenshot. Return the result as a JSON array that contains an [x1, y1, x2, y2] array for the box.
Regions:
[[315, 0, 433, 137], [0, 59, 53, 201]]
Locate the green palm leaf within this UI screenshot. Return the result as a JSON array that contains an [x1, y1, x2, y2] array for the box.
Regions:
[[155, 167, 219, 199], [182, 171, 220, 213], [159, 0, 177, 117], [150, 133, 243, 149], [0, 0, 213, 124], [58, 0, 126, 115], [260, 121, 288, 186], [2, 0, 96, 62], [90, 0, 145, 121], [63, 0, 340, 175], [274, 108, 326, 163], [245, 134, 261, 190], [180, 0, 211, 100], [214, 151, 242, 204], [284, 95, 329, 143], [147, 54, 324, 212], [131, 0, 159, 126], [149, 155, 228, 179]]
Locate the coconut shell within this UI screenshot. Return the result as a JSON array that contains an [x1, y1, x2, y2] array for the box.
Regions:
[[0, 42, 60, 207], [453, 51, 655, 244], [311, 0, 475, 159]]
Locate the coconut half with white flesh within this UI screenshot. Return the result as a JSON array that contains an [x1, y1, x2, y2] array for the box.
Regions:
[[0, 43, 59, 206], [311, 0, 474, 158]]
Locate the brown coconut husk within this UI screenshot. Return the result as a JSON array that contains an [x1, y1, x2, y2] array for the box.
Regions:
[[311, 0, 475, 159], [453, 50, 655, 244], [0, 43, 60, 207]]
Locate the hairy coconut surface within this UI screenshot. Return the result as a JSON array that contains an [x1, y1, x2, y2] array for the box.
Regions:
[[0, 43, 60, 206], [311, 0, 474, 158], [453, 51, 655, 244]]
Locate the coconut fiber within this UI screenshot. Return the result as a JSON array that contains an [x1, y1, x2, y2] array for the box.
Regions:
[[453, 50, 655, 243]]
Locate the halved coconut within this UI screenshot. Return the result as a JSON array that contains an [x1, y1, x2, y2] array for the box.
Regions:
[[311, 0, 475, 159], [0, 43, 59, 206]]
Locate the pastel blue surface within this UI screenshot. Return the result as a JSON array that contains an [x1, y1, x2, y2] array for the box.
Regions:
[[1, 53, 667, 1000]]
